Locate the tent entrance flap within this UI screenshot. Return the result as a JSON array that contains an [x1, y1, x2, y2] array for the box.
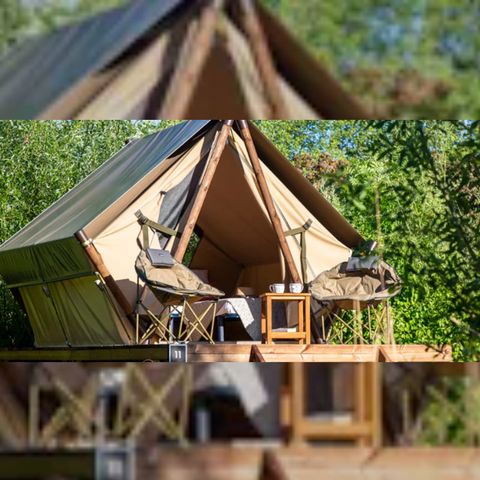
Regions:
[[174, 121, 233, 262], [190, 137, 283, 296], [154, 155, 205, 247]]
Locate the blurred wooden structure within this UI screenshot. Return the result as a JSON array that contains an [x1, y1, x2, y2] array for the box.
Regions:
[[281, 363, 382, 447], [0, 363, 470, 454], [27, 364, 192, 449]]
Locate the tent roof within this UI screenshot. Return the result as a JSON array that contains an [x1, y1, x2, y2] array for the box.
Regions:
[[0, 120, 361, 254], [0, 0, 188, 119], [0, 120, 211, 252], [0, 1, 367, 120]]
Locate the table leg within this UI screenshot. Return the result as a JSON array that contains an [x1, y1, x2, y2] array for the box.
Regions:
[[298, 300, 304, 345], [305, 295, 311, 344], [267, 297, 273, 344]]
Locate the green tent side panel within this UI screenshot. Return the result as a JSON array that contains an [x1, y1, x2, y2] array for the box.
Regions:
[[49, 276, 129, 346], [20, 276, 129, 347], [20, 285, 67, 346], [0, 238, 92, 288]]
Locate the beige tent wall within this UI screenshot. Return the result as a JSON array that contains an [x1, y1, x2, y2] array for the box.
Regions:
[[171, 17, 319, 120], [230, 131, 352, 283], [75, 28, 177, 120], [93, 131, 215, 311], [223, 17, 318, 120], [185, 39, 252, 119], [190, 144, 283, 296], [75, 6, 195, 120]]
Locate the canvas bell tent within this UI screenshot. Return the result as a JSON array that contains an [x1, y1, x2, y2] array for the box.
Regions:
[[0, 120, 363, 348], [0, 0, 368, 120]]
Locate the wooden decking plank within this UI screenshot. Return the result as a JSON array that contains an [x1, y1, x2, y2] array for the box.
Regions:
[[0, 344, 451, 362]]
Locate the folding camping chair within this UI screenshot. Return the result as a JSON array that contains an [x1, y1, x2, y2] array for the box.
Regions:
[[29, 364, 98, 447], [309, 257, 402, 344], [134, 211, 224, 344]]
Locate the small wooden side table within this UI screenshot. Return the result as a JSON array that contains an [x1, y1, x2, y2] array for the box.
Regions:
[[260, 293, 311, 344]]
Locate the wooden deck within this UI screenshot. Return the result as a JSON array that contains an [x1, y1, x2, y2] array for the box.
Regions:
[[0, 343, 452, 362], [180, 343, 450, 363], [0, 445, 477, 479]]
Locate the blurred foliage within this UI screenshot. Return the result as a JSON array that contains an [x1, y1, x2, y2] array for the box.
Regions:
[[415, 376, 480, 446], [1, 0, 477, 118], [262, 0, 480, 118]]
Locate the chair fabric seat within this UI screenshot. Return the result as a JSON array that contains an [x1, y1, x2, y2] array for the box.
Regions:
[[135, 250, 224, 303]]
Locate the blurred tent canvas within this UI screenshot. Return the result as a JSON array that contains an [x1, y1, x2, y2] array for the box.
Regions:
[[0, 0, 368, 120], [0, 120, 451, 362]]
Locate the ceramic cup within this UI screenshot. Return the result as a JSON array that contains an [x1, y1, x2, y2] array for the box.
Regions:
[[289, 283, 303, 294], [269, 283, 285, 293]]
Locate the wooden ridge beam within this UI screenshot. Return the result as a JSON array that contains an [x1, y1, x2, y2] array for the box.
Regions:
[[174, 120, 233, 262], [237, 120, 302, 283], [238, 0, 288, 119], [159, 0, 225, 118]]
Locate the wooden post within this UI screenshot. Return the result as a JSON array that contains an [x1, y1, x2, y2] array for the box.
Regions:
[[28, 382, 40, 447], [250, 344, 266, 362], [355, 364, 368, 447], [174, 120, 233, 262], [75, 230, 134, 317], [238, 0, 288, 119], [259, 450, 290, 480], [369, 363, 383, 448], [237, 120, 302, 283], [290, 363, 304, 444], [305, 294, 311, 344], [159, 0, 225, 118], [279, 365, 292, 441]]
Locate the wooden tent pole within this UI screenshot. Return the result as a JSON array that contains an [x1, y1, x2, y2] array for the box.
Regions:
[[259, 450, 290, 480], [75, 230, 134, 317], [174, 120, 233, 262], [238, 0, 288, 119], [237, 120, 302, 283], [159, 0, 225, 119]]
